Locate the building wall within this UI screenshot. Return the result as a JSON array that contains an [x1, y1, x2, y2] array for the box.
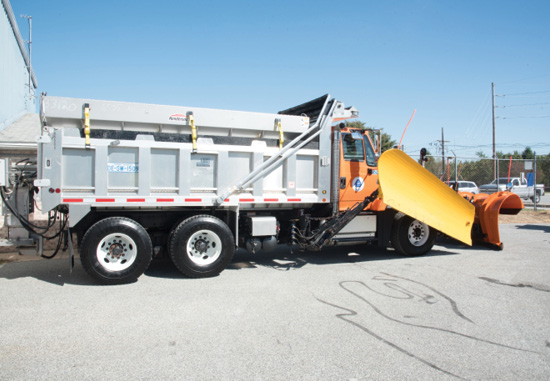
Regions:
[[0, 0, 37, 131]]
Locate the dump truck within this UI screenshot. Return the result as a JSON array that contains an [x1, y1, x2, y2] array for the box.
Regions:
[[0, 94, 523, 284]]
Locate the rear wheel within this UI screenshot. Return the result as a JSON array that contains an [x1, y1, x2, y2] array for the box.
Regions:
[[80, 217, 153, 284], [531, 191, 541, 203], [169, 215, 235, 278], [391, 213, 436, 256]]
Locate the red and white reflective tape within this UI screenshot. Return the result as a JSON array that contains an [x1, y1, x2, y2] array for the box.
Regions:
[[62, 196, 306, 204]]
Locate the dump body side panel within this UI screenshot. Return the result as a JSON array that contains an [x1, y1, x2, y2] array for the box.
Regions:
[[37, 128, 326, 227], [36, 95, 357, 227]]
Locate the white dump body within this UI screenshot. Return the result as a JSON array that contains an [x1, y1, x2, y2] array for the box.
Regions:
[[36, 95, 357, 226]]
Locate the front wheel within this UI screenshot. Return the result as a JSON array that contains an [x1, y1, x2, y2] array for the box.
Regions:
[[80, 217, 153, 284], [169, 215, 235, 278], [391, 213, 437, 256]]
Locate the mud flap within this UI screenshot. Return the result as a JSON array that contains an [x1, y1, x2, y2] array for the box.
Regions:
[[67, 226, 75, 273], [468, 192, 523, 248], [378, 149, 475, 245]]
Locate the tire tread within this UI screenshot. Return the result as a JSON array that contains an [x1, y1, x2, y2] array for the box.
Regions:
[[168, 215, 235, 278], [80, 217, 153, 285]]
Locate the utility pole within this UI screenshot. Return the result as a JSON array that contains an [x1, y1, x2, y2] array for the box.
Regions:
[[534, 152, 537, 211], [436, 128, 449, 178], [441, 128, 445, 175], [20, 15, 33, 98], [492, 82, 496, 179]]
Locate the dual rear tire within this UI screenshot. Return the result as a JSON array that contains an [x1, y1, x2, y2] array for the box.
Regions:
[[79, 215, 235, 284], [168, 215, 235, 278]]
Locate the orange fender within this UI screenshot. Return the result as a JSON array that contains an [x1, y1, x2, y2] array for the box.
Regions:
[[468, 192, 524, 248]]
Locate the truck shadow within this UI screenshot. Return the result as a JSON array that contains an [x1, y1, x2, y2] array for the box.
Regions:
[[146, 243, 461, 279], [227, 246, 456, 272], [0, 240, 462, 284], [0, 258, 96, 286], [514, 224, 550, 233], [435, 235, 508, 252]]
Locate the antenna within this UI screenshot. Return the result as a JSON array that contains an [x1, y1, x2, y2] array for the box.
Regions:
[[398, 109, 416, 149]]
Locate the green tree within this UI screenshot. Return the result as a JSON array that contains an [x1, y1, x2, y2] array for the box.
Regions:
[[377, 133, 398, 153], [522, 147, 534, 159], [424, 157, 444, 179], [344, 121, 366, 130], [538, 153, 550, 189], [344, 120, 396, 153]]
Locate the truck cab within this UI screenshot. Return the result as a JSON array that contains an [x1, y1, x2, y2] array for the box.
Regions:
[[337, 126, 379, 211]]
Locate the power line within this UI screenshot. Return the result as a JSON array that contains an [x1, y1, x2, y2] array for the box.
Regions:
[[498, 115, 550, 119], [448, 143, 550, 152], [496, 102, 550, 108], [497, 90, 550, 97], [464, 90, 491, 144]]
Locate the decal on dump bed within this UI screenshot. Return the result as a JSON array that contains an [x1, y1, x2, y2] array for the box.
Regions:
[[169, 113, 188, 123], [108, 163, 139, 173]]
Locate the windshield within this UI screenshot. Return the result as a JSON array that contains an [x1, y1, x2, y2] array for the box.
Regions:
[[363, 135, 377, 167]]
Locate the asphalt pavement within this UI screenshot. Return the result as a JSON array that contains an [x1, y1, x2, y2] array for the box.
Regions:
[[1, 223, 549, 380]]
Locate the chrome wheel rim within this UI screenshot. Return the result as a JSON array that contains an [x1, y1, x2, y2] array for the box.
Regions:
[[186, 229, 222, 266], [408, 220, 429, 247], [96, 233, 138, 271]]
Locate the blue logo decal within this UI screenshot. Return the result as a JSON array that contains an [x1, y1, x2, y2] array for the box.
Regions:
[[351, 176, 365, 192]]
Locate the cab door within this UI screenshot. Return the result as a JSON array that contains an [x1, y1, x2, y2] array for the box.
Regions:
[[338, 129, 378, 211]]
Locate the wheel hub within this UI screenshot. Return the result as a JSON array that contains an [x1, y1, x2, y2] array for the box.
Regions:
[[97, 233, 138, 271], [193, 238, 209, 253], [108, 241, 126, 259], [408, 220, 429, 247]]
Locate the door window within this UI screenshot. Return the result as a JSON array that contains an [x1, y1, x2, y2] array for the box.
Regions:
[[342, 134, 365, 161]]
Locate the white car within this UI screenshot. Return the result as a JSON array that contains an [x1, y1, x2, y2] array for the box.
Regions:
[[448, 181, 479, 194]]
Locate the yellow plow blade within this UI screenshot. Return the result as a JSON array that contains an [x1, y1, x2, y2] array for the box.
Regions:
[[378, 149, 475, 245]]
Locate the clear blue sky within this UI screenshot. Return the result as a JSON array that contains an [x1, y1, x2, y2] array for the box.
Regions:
[[11, 0, 550, 158]]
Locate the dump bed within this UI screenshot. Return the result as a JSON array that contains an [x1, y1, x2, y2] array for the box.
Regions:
[[37, 95, 357, 226], [42, 96, 311, 136]]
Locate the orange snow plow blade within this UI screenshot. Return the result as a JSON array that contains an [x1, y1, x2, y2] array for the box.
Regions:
[[463, 192, 523, 249], [378, 149, 475, 245]]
